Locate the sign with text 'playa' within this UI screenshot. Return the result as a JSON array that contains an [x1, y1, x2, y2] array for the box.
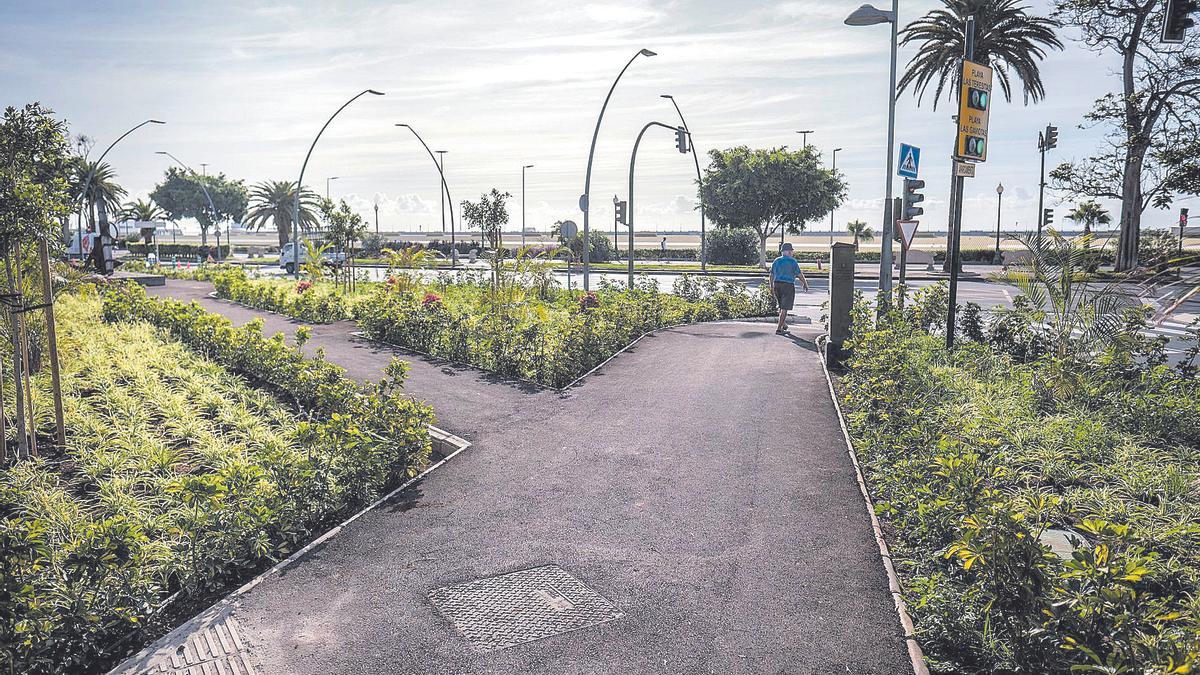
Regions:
[[956, 59, 993, 162]]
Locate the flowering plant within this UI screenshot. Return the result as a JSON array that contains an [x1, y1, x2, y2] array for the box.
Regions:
[[421, 292, 442, 309], [295, 280, 313, 293], [578, 291, 600, 311]]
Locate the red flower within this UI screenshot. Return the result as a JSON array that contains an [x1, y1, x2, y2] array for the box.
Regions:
[[295, 280, 313, 293], [578, 291, 600, 311], [422, 292, 442, 309]]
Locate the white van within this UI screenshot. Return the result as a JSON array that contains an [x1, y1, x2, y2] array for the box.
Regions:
[[279, 242, 347, 274]]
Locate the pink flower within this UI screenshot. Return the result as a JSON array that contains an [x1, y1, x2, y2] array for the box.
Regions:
[[578, 291, 599, 311], [296, 281, 313, 293], [422, 292, 442, 309]]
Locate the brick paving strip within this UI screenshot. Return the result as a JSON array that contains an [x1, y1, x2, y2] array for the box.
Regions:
[[108, 279, 915, 675]]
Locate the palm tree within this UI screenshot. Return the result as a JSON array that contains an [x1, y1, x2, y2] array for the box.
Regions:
[[243, 180, 320, 248], [1065, 200, 1111, 235], [847, 220, 874, 250], [897, 0, 1063, 108], [118, 199, 167, 246], [71, 158, 127, 230]]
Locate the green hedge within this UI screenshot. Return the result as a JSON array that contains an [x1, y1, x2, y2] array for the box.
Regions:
[[840, 288, 1200, 673], [211, 267, 349, 324], [1, 289, 432, 674], [126, 243, 231, 258]]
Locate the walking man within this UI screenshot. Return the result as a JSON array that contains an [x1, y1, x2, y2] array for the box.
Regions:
[[770, 243, 808, 334]]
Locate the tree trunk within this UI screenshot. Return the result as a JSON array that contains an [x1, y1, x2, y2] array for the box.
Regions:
[[1115, 145, 1147, 271], [277, 217, 290, 249], [200, 224, 209, 247]]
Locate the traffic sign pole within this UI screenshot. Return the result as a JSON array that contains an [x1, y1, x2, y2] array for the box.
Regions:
[[946, 15, 975, 350]]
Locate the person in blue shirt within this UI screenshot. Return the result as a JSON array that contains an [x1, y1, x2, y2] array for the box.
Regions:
[[769, 243, 809, 334]]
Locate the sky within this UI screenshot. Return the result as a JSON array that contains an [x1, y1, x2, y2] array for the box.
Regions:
[[2, 0, 1194, 238]]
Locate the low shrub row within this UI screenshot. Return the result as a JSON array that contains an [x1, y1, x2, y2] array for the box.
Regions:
[[2, 289, 432, 674], [355, 274, 775, 388], [839, 284, 1200, 673], [126, 243, 231, 259], [211, 267, 349, 323]]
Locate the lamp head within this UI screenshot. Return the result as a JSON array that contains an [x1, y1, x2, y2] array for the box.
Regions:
[[834, 147, 843, 152], [395, 123, 409, 128], [524, 164, 535, 169], [149, 119, 166, 125], [844, 4, 894, 25], [155, 151, 168, 155], [660, 94, 674, 99], [639, 49, 657, 57], [367, 89, 385, 95], [997, 183, 1005, 194]]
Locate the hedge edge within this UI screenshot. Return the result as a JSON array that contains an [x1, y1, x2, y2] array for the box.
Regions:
[[816, 334, 930, 675], [104, 425, 471, 675]]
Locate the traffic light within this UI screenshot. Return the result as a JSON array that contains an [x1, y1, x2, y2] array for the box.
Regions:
[[961, 135, 986, 159], [615, 200, 628, 226], [1043, 208, 1054, 228], [1182, 208, 1191, 229], [902, 178, 925, 221], [966, 87, 989, 112], [1043, 125, 1059, 150], [675, 127, 689, 154], [1163, 0, 1198, 42]]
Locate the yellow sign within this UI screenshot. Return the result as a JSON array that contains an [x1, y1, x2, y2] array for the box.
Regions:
[[956, 59, 993, 162]]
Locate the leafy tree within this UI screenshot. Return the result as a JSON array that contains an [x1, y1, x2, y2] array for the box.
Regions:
[[117, 199, 167, 245], [1, 104, 73, 248], [243, 180, 320, 248], [461, 188, 512, 287], [150, 168, 247, 246], [898, 0, 1063, 270], [704, 227, 758, 265], [318, 198, 368, 290], [847, 220, 875, 250], [1065, 200, 1111, 235], [1051, 0, 1200, 271], [699, 146, 845, 266]]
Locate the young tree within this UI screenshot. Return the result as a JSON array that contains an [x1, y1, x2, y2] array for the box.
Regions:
[[699, 146, 845, 266], [1051, 0, 1200, 270], [2, 104, 74, 245], [318, 198, 368, 291], [150, 167, 248, 246], [898, 0, 1063, 271], [243, 180, 321, 248], [461, 188, 512, 287], [117, 199, 167, 245]]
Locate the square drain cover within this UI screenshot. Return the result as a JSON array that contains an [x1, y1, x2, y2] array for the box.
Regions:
[[428, 564, 622, 652]]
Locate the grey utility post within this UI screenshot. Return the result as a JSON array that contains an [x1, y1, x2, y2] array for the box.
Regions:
[[827, 242, 856, 366]]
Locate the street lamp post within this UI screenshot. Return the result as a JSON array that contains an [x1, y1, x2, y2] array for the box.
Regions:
[[796, 129, 814, 148], [628, 121, 688, 288], [995, 182, 1004, 262], [397, 124, 457, 266], [580, 48, 657, 291], [155, 151, 219, 258], [522, 164, 534, 248], [292, 89, 384, 279], [436, 150, 447, 240], [326, 176, 340, 200], [660, 94, 707, 271], [845, 2, 899, 297], [830, 147, 843, 246], [75, 119, 165, 263]]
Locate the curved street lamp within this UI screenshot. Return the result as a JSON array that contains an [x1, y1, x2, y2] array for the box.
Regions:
[[75, 119, 165, 261], [155, 151, 219, 258], [628, 121, 692, 288], [830, 147, 843, 245], [660, 94, 707, 271], [521, 164, 535, 248], [845, 1, 899, 295], [580, 48, 657, 290], [397, 124, 458, 267], [292, 89, 384, 278]]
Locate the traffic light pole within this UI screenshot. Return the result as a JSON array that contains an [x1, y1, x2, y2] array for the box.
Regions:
[[945, 16, 974, 350], [628, 121, 690, 288], [1037, 133, 1046, 243]]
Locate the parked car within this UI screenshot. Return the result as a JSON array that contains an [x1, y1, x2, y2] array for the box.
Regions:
[[279, 242, 347, 274]]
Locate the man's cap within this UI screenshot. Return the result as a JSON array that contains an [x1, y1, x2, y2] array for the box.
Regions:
[[781, 243, 794, 252]]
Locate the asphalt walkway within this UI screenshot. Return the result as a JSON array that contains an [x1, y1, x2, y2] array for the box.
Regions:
[[113, 280, 910, 675]]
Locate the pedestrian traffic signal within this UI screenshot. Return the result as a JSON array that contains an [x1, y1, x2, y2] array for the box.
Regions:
[[675, 127, 689, 154], [1043, 208, 1054, 228], [1042, 125, 1058, 151], [966, 87, 989, 112], [615, 200, 628, 226], [1182, 208, 1191, 229], [1163, 0, 1198, 42], [961, 135, 986, 160], [902, 178, 925, 221]]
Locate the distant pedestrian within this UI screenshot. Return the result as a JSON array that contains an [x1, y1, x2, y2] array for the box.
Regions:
[[769, 243, 808, 335], [660, 236, 667, 260]]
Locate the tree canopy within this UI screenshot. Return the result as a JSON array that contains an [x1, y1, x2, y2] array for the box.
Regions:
[[698, 146, 845, 265], [0, 103, 74, 249], [150, 167, 247, 245]]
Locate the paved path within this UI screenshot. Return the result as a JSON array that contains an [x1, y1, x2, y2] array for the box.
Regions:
[[115, 280, 910, 675]]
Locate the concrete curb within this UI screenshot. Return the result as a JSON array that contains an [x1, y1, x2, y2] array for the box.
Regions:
[[815, 335, 930, 675], [105, 425, 471, 675]]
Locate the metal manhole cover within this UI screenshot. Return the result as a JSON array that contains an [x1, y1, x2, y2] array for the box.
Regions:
[[428, 564, 622, 652]]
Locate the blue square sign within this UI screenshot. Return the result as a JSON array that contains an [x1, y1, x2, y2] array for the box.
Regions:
[[898, 143, 920, 179]]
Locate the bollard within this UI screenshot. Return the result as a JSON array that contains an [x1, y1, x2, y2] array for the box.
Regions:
[[827, 242, 855, 367]]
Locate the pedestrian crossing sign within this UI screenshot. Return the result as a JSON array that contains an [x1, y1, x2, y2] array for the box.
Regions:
[[898, 144, 920, 179]]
